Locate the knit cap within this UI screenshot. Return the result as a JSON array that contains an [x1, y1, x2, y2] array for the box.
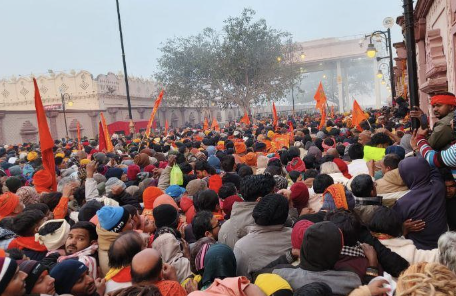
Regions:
[[143, 187, 164, 210], [255, 273, 293, 296], [0, 192, 20, 220], [208, 174, 223, 194], [50, 260, 88, 294], [5, 176, 22, 193], [97, 206, 130, 233], [16, 186, 40, 205], [186, 179, 207, 197], [207, 155, 221, 171], [165, 185, 186, 202], [291, 220, 314, 250], [8, 165, 22, 177], [0, 257, 18, 294], [244, 152, 257, 167], [273, 175, 288, 190], [252, 193, 289, 226], [105, 177, 126, 195], [35, 219, 71, 251], [27, 151, 38, 161], [153, 204, 178, 228], [19, 260, 47, 294], [290, 182, 310, 214], [127, 165, 141, 181], [105, 167, 123, 180], [286, 157, 306, 173]]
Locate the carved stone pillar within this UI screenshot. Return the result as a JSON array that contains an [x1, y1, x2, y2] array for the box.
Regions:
[[20, 121, 38, 143], [107, 107, 119, 122], [137, 107, 145, 120], [87, 111, 99, 138], [45, 111, 59, 140], [0, 112, 5, 145]]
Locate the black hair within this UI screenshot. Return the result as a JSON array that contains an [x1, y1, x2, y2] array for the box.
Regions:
[[218, 183, 237, 200], [336, 145, 346, 157], [238, 165, 253, 178], [24, 203, 50, 216], [5, 248, 25, 261], [123, 204, 139, 217], [440, 167, 455, 182], [0, 217, 14, 232], [303, 155, 316, 170], [348, 143, 364, 160], [108, 231, 144, 269], [222, 173, 241, 190], [70, 221, 98, 241], [240, 174, 276, 202], [175, 153, 186, 165], [368, 133, 393, 147], [350, 174, 374, 197], [12, 209, 45, 237], [303, 169, 319, 180], [288, 147, 301, 161], [131, 255, 163, 284], [195, 160, 215, 175], [73, 186, 86, 207], [192, 211, 214, 240], [179, 162, 193, 174], [221, 155, 235, 172], [195, 190, 219, 212], [326, 209, 361, 247], [183, 174, 197, 188], [289, 171, 301, 183], [40, 192, 63, 211], [383, 154, 401, 170], [313, 174, 334, 194], [264, 165, 283, 176], [267, 158, 282, 168], [369, 206, 402, 237], [279, 150, 289, 166], [178, 146, 187, 155], [324, 138, 335, 147], [37, 220, 63, 236]]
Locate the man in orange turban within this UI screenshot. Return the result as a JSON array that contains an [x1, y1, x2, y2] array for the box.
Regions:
[[0, 192, 23, 220], [32, 170, 54, 194]]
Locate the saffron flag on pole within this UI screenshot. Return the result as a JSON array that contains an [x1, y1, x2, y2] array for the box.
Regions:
[[77, 121, 82, 150], [330, 106, 335, 119], [352, 100, 365, 131], [33, 78, 57, 191], [203, 117, 209, 130], [100, 112, 114, 152], [314, 82, 327, 111], [98, 121, 107, 152], [165, 119, 169, 134], [272, 102, 278, 128], [319, 107, 326, 130], [240, 111, 250, 125], [146, 90, 164, 137], [211, 117, 220, 131]]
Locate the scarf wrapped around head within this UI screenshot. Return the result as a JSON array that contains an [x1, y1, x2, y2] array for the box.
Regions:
[[134, 153, 150, 168], [321, 184, 355, 211], [35, 219, 71, 251], [33, 169, 54, 194], [15, 186, 39, 206], [0, 192, 20, 220], [430, 94, 456, 106], [143, 187, 164, 210], [255, 273, 293, 296], [333, 158, 352, 179]]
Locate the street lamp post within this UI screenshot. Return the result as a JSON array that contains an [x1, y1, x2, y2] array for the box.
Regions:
[[60, 93, 72, 139]]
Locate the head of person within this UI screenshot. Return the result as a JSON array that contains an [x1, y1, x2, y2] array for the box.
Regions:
[[385, 145, 406, 160], [40, 192, 63, 212], [108, 231, 145, 269], [0, 257, 27, 296], [153, 204, 179, 229], [326, 209, 361, 247], [396, 262, 456, 295], [348, 143, 364, 160], [192, 211, 220, 241], [131, 249, 163, 285], [319, 162, 341, 175], [252, 193, 289, 227], [312, 174, 334, 194], [303, 169, 319, 181], [36, 219, 71, 251], [293, 282, 333, 296], [50, 260, 96, 296], [240, 174, 276, 202], [19, 260, 54, 295], [357, 132, 371, 146], [65, 221, 98, 255], [195, 160, 215, 179], [217, 182, 237, 200], [12, 209, 45, 237], [254, 273, 293, 296], [202, 243, 236, 287], [291, 220, 314, 257], [350, 174, 376, 197], [0, 192, 24, 220], [299, 221, 343, 272], [438, 231, 456, 273], [289, 171, 302, 183], [367, 133, 392, 148], [398, 157, 431, 189], [97, 206, 133, 233], [430, 92, 456, 119], [440, 168, 456, 199], [368, 206, 403, 238], [194, 189, 219, 213], [380, 153, 401, 175]]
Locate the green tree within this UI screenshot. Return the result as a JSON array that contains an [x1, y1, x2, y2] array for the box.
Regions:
[[155, 8, 299, 110]]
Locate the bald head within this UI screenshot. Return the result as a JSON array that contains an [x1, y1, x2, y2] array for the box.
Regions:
[[131, 248, 162, 284], [326, 148, 339, 158]]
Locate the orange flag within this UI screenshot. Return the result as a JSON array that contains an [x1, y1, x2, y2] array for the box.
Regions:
[[98, 121, 107, 152], [319, 108, 326, 130], [352, 100, 365, 131], [330, 106, 335, 119], [240, 111, 250, 125], [77, 121, 82, 150], [33, 78, 57, 191], [288, 121, 294, 134], [100, 112, 114, 152], [272, 102, 278, 128], [211, 117, 220, 131], [203, 117, 209, 130], [165, 119, 169, 134], [314, 82, 327, 111], [146, 90, 164, 137]]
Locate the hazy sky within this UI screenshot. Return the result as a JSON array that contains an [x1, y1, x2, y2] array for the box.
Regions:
[[0, 0, 405, 79]]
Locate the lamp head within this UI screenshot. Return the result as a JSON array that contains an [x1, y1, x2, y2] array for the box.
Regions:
[[366, 43, 377, 58]]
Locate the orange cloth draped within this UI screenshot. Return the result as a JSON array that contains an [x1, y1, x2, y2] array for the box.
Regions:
[[77, 121, 82, 150], [211, 118, 220, 131], [146, 90, 164, 137], [272, 102, 278, 128], [203, 117, 209, 130], [100, 113, 114, 152], [240, 111, 250, 125], [33, 78, 57, 191], [319, 108, 326, 130], [323, 184, 348, 210], [98, 121, 107, 152], [352, 100, 366, 131], [314, 82, 327, 111], [165, 119, 169, 134]]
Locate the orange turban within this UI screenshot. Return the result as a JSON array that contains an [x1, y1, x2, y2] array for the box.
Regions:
[[430, 94, 456, 106], [234, 142, 247, 154], [244, 152, 257, 167], [33, 170, 54, 194], [153, 194, 179, 210], [208, 175, 223, 193], [0, 192, 20, 220], [143, 187, 164, 210]]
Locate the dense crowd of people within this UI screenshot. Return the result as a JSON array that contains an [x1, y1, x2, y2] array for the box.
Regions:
[[0, 93, 456, 296]]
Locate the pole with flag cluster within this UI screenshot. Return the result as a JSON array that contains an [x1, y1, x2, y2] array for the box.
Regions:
[[352, 99, 366, 131], [211, 117, 220, 131], [272, 102, 278, 129], [203, 117, 209, 131], [145, 90, 164, 138], [99, 112, 114, 152]]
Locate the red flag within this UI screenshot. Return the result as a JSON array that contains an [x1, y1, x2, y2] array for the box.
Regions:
[[165, 119, 169, 134], [100, 113, 114, 152], [77, 121, 82, 150], [146, 90, 164, 137], [240, 111, 250, 125], [352, 100, 366, 131], [330, 106, 335, 119], [152, 119, 157, 130], [33, 78, 57, 191], [319, 108, 326, 130], [314, 82, 327, 111], [272, 102, 278, 128], [211, 117, 220, 131], [98, 121, 107, 152], [203, 117, 209, 130]]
